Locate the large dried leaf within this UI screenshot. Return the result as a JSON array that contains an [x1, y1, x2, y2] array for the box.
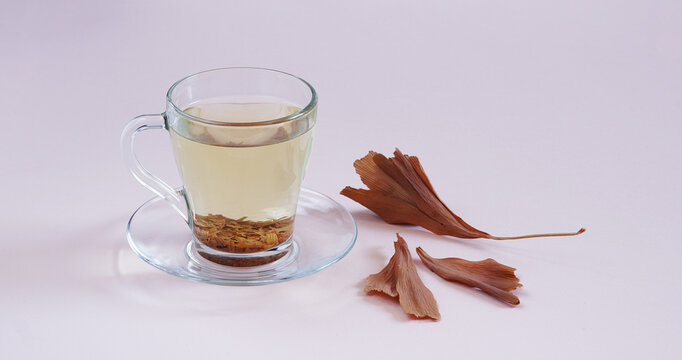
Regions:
[[341, 149, 585, 240], [365, 234, 441, 320], [416, 247, 521, 305]]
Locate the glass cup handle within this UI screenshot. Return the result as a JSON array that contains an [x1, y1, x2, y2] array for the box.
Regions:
[[121, 113, 189, 223]]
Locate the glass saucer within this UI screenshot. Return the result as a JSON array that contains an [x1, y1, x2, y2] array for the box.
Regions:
[[126, 188, 357, 285]]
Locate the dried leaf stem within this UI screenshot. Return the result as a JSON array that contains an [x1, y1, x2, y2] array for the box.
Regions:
[[341, 149, 585, 240]]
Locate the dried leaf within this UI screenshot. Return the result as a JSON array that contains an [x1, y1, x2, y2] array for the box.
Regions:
[[341, 149, 585, 240], [365, 234, 441, 320], [416, 247, 521, 305]]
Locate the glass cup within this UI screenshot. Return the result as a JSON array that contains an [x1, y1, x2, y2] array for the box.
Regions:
[[121, 68, 317, 267]]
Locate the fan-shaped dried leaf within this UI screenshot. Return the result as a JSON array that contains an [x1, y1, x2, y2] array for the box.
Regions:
[[365, 234, 440, 320], [416, 247, 521, 305], [341, 149, 585, 240]]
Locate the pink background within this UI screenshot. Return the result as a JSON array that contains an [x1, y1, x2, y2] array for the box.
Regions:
[[2, 0, 681, 358]]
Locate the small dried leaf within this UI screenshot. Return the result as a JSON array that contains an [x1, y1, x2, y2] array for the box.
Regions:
[[341, 149, 585, 240], [416, 247, 521, 305], [365, 234, 441, 320]]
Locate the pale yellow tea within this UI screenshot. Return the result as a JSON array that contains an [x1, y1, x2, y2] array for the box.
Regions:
[[169, 99, 313, 259]]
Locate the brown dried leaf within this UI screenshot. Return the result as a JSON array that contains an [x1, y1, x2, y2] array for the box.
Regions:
[[365, 234, 441, 320], [341, 149, 585, 240], [416, 247, 521, 305]]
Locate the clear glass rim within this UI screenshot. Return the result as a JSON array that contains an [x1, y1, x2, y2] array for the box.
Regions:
[[166, 67, 318, 127]]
